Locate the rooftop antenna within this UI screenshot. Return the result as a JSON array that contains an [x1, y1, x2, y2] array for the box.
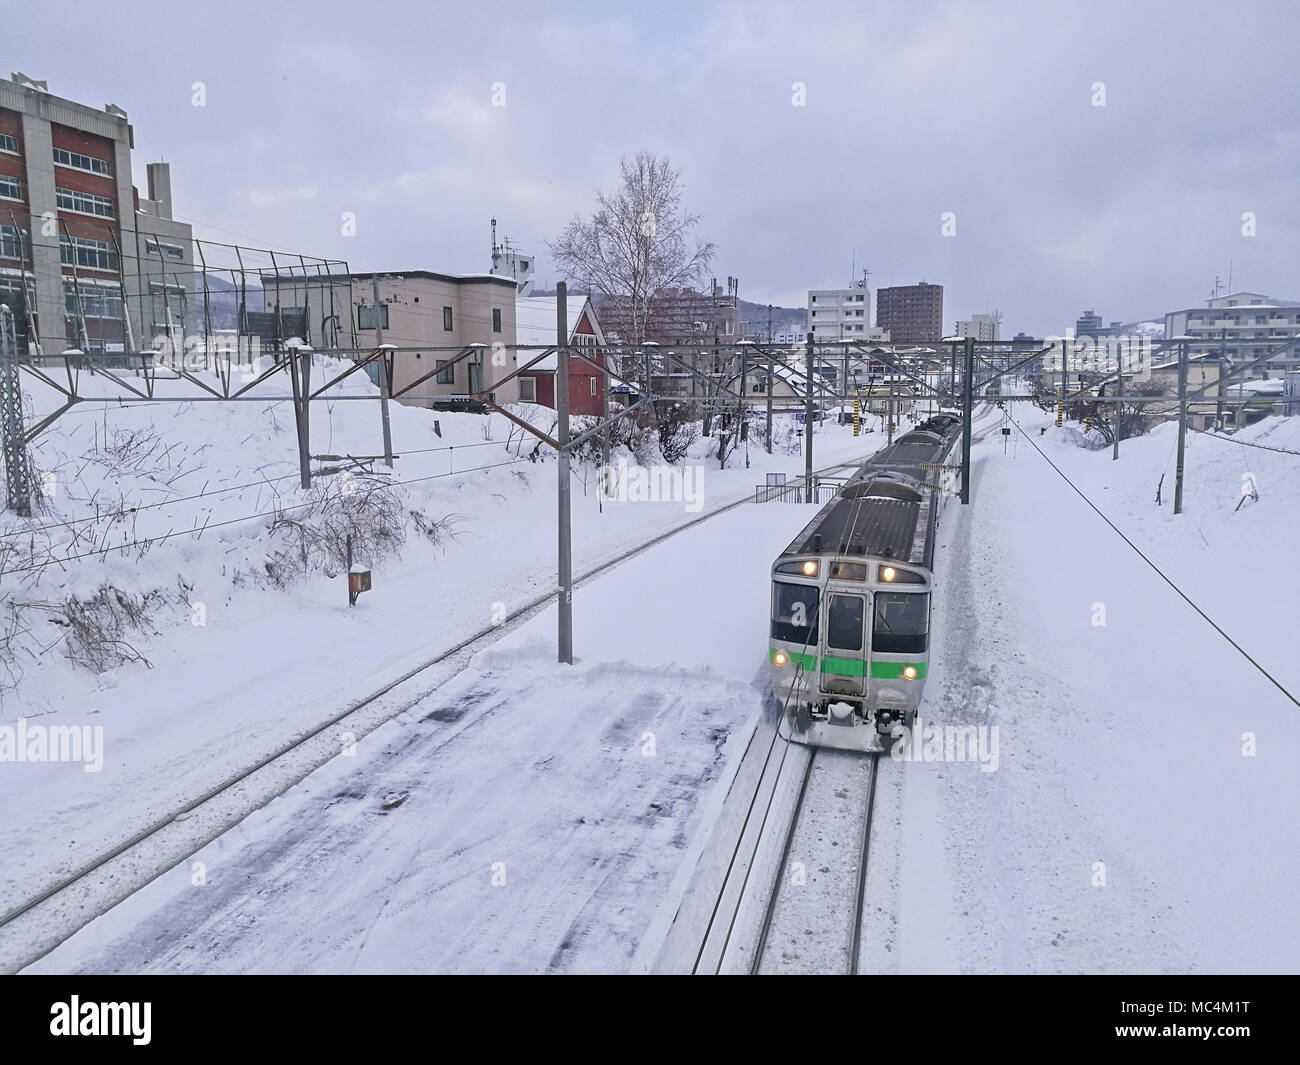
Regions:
[[490, 217, 500, 274]]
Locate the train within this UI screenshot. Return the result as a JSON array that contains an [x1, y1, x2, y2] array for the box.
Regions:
[[767, 413, 963, 751]]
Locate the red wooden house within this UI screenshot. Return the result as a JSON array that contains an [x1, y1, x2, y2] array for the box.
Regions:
[[514, 294, 607, 415]]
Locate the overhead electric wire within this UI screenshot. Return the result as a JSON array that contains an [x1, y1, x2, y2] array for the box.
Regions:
[[0, 452, 536, 577], [1006, 410, 1300, 710], [0, 436, 506, 540]]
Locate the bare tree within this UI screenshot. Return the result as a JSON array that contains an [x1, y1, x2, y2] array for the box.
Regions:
[[548, 152, 715, 348], [1068, 381, 1168, 445]]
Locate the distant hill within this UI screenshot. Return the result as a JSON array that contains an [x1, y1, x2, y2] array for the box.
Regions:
[[738, 299, 805, 339]]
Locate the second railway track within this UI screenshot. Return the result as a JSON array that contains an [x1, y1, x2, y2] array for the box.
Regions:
[[1, 454, 871, 974]]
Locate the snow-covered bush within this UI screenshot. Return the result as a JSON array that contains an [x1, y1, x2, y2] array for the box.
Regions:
[[264, 474, 406, 587]]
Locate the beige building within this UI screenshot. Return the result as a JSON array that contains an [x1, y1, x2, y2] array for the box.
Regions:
[[266, 269, 522, 407], [352, 271, 520, 406]]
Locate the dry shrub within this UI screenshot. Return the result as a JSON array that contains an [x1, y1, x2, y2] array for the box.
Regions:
[[264, 474, 405, 587]]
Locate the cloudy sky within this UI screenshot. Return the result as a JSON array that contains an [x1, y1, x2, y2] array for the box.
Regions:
[[12, 0, 1299, 335]]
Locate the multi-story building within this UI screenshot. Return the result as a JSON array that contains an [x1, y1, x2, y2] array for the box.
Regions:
[[875, 282, 943, 344], [1074, 309, 1104, 339], [350, 270, 521, 406], [1165, 291, 1300, 379], [808, 282, 870, 341], [597, 278, 743, 346], [0, 73, 193, 359], [955, 312, 1001, 341]]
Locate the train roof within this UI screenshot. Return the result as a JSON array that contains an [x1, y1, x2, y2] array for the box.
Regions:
[[782, 493, 922, 562], [776, 419, 961, 568]]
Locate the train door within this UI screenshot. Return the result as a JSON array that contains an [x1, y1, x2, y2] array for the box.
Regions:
[[820, 588, 868, 697]]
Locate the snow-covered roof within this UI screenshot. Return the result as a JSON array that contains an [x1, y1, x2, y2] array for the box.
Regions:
[[514, 294, 604, 371]]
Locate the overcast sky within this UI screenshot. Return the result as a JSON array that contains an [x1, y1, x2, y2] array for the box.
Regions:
[[12, 0, 1299, 335]]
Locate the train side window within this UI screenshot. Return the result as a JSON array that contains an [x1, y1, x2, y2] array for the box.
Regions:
[[872, 592, 929, 653], [771, 582, 819, 644], [827, 594, 864, 650]]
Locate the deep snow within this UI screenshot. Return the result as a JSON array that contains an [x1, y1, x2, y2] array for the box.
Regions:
[[11, 386, 1299, 973]]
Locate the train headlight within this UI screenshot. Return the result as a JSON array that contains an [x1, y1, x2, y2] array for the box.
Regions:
[[881, 566, 896, 582], [902, 665, 918, 680], [773, 651, 789, 667], [801, 560, 818, 576]]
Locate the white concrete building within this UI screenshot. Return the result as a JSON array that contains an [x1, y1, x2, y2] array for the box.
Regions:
[[1165, 291, 1300, 379], [955, 312, 1001, 341], [808, 283, 871, 341]]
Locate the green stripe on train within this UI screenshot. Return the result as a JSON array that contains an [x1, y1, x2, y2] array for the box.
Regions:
[[769, 649, 927, 680], [869, 660, 928, 680]]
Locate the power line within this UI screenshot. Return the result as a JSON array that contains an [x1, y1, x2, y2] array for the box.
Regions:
[[1, 452, 535, 576], [1191, 426, 1300, 457], [1005, 410, 1299, 710]]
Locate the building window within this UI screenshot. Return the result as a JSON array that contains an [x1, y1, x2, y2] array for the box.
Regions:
[[56, 187, 114, 217], [443, 306, 453, 331], [358, 303, 389, 330], [144, 238, 185, 260], [436, 359, 454, 384], [0, 133, 17, 154], [0, 224, 26, 260], [53, 147, 111, 176], [0, 175, 21, 201], [492, 307, 501, 333], [63, 279, 123, 319], [518, 376, 536, 402], [60, 234, 118, 271], [590, 376, 597, 397]]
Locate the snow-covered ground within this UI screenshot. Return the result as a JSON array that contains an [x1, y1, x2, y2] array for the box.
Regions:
[[859, 407, 1300, 974], [13, 387, 1299, 973], [26, 503, 827, 973], [0, 358, 881, 929]]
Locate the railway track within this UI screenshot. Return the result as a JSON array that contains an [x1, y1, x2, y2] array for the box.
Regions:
[[751, 750, 879, 974], [681, 713, 882, 976], [1, 452, 872, 973]]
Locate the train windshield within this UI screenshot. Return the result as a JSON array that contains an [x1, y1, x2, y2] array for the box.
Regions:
[[827, 594, 864, 650], [872, 592, 929, 653], [771, 582, 819, 644]]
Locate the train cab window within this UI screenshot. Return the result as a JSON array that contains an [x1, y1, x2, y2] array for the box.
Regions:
[[771, 582, 819, 644], [872, 592, 929, 653], [829, 561, 867, 581], [827, 594, 864, 650]]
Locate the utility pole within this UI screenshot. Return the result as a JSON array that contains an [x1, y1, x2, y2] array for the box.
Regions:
[[556, 282, 573, 664], [1174, 338, 1188, 515], [961, 336, 974, 504], [767, 303, 772, 344], [373, 275, 394, 468], [804, 332, 814, 492]]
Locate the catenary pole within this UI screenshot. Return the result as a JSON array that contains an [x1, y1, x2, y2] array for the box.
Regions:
[[374, 275, 394, 468], [804, 332, 814, 493], [1174, 338, 1188, 515], [765, 351, 773, 454], [1113, 347, 1123, 461], [961, 335, 974, 504], [556, 283, 573, 664]]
